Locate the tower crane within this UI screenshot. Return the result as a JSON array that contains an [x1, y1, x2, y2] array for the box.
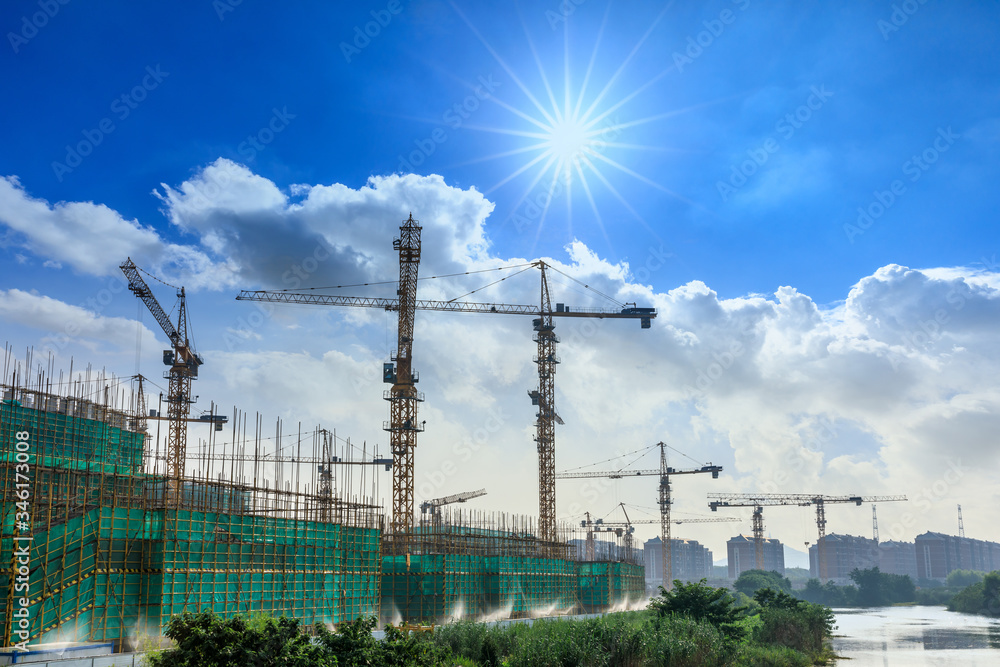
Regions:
[[555, 442, 722, 589], [419, 489, 487, 524], [121, 258, 211, 503], [707, 493, 907, 579], [581, 503, 739, 566], [237, 248, 656, 545]]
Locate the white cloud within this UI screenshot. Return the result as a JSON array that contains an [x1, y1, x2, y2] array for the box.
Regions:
[[2, 162, 998, 549]]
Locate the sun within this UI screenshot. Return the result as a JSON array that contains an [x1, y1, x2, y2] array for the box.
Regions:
[[546, 117, 591, 166], [449, 2, 693, 249]]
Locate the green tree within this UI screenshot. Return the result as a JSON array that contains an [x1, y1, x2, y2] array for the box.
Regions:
[[648, 579, 746, 638], [733, 569, 792, 597], [947, 569, 985, 588], [851, 567, 887, 607], [147, 611, 331, 667]]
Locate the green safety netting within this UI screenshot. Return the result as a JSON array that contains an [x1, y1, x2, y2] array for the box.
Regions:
[[1, 400, 144, 474], [0, 504, 382, 644]]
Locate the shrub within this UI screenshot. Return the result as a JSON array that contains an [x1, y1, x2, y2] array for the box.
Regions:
[[733, 570, 792, 597], [147, 611, 330, 667], [648, 579, 747, 639]]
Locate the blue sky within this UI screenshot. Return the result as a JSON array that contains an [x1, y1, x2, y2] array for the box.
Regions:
[[2, 1, 999, 552]]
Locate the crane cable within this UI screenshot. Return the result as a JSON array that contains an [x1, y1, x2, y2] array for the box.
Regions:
[[274, 262, 536, 292]]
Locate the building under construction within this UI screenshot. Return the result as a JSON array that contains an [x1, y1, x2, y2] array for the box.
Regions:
[[1, 362, 643, 648]]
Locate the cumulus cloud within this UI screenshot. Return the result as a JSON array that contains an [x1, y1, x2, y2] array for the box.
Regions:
[[0, 288, 159, 357], [153, 159, 495, 291], [2, 161, 997, 546], [0, 176, 236, 288]]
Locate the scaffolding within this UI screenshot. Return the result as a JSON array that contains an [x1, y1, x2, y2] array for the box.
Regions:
[[380, 509, 643, 623], [0, 357, 383, 648]]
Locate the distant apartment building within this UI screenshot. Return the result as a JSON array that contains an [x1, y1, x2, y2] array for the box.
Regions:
[[808, 534, 878, 583], [643, 536, 713, 586], [914, 532, 1000, 581], [878, 540, 918, 579], [727, 535, 784, 578]]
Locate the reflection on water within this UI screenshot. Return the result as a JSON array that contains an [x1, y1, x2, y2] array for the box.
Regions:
[[833, 606, 1000, 666]]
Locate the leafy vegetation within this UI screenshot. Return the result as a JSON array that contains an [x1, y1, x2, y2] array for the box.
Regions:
[[146, 611, 331, 667], [733, 570, 792, 598], [797, 568, 914, 607], [949, 570, 1000, 616], [145, 586, 838, 667]]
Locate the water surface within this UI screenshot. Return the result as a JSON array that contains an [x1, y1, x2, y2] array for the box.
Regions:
[[832, 605, 1000, 666]]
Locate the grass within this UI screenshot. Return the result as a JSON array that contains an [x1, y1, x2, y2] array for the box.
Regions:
[[432, 607, 833, 666]]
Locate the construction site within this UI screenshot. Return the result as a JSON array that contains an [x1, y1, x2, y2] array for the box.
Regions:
[[0, 214, 653, 649]]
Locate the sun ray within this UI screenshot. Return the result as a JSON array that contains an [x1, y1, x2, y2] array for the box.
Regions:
[[572, 0, 613, 120], [485, 150, 555, 195], [574, 161, 614, 255], [450, 1, 558, 127], [530, 169, 563, 255], [579, 155, 665, 243], [579, 0, 674, 123], [519, 6, 563, 124], [449, 142, 554, 168], [587, 150, 704, 210], [583, 66, 675, 131]]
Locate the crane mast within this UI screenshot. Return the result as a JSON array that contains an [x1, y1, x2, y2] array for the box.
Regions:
[[238, 256, 656, 549], [120, 258, 201, 503], [534, 264, 558, 544], [385, 213, 424, 545], [556, 445, 722, 590]]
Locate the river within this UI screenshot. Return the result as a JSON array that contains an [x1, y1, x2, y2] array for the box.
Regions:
[[832, 605, 1000, 666]]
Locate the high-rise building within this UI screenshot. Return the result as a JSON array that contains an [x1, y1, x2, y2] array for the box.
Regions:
[[808, 534, 878, 583], [914, 532, 1000, 581], [727, 535, 784, 578], [643, 536, 713, 586], [878, 540, 917, 579]]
